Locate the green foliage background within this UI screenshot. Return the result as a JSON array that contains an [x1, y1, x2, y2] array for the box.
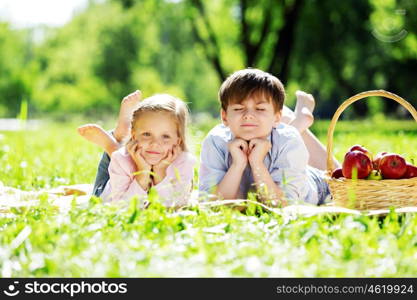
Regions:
[[1, 0, 417, 119], [1, 0, 417, 277]]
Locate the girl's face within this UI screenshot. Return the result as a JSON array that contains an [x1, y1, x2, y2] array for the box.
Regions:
[[131, 111, 181, 165]]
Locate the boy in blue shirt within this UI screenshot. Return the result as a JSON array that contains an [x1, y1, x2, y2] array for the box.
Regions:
[[199, 68, 339, 207]]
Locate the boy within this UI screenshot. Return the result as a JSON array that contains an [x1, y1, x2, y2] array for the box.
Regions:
[[199, 68, 337, 207]]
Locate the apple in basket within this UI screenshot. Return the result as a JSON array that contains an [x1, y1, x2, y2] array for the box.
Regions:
[[331, 168, 344, 179], [342, 150, 373, 179], [379, 153, 407, 179], [349, 144, 373, 160], [402, 163, 417, 179], [373, 151, 388, 170]]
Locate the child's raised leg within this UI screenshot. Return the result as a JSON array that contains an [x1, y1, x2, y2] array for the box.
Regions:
[[282, 91, 315, 133], [113, 90, 142, 143], [77, 124, 119, 156], [281, 91, 340, 171], [300, 130, 340, 170]]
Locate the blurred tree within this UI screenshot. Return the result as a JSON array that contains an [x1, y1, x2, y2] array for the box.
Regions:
[[0, 23, 35, 117], [290, 0, 375, 117], [109, 0, 221, 113], [185, 0, 417, 118], [371, 0, 417, 117], [186, 0, 305, 84], [2, 0, 417, 119], [31, 2, 118, 115], [30, 0, 222, 116], [292, 0, 417, 118]]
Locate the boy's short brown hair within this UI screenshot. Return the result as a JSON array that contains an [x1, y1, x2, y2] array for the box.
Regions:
[[219, 68, 285, 112]]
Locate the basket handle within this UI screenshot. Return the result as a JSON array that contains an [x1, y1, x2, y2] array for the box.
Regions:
[[326, 90, 417, 174]]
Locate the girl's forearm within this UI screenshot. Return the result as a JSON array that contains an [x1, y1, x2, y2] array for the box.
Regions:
[[152, 167, 167, 185], [135, 173, 151, 191]]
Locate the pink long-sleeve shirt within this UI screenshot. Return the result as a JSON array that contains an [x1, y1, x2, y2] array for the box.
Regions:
[[101, 147, 196, 207]]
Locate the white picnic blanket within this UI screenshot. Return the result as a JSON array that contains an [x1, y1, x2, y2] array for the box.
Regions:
[[1, 181, 417, 217], [0, 182, 92, 215]]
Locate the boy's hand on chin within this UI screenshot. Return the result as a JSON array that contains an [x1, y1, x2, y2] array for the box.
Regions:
[[248, 138, 271, 166], [228, 138, 249, 170]]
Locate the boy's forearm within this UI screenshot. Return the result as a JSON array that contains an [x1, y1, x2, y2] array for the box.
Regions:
[[215, 164, 245, 199], [250, 163, 286, 207]]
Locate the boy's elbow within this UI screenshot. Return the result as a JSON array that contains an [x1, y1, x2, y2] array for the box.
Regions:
[[260, 197, 287, 208], [259, 188, 288, 208], [214, 185, 241, 200]]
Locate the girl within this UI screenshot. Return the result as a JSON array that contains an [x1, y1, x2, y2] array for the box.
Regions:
[[78, 92, 196, 207]]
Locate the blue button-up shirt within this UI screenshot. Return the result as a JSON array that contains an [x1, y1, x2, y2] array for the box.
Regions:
[[198, 123, 318, 204]]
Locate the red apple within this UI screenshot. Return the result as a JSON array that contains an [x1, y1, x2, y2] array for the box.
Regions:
[[349, 144, 373, 160], [402, 164, 417, 179], [379, 153, 407, 179], [373, 151, 388, 170], [342, 150, 373, 179], [331, 168, 344, 179]]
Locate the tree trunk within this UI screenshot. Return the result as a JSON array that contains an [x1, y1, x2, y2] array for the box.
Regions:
[[188, 0, 227, 81], [267, 0, 304, 84]]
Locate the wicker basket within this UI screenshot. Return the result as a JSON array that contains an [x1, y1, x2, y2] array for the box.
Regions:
[[325, 90, 417, 210]]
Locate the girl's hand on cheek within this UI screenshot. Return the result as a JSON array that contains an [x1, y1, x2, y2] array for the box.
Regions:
[[152, 145, 181, 185], [127, 140, 152, 191], [127, 140, 151, 172], [154, 144, 181, 172]]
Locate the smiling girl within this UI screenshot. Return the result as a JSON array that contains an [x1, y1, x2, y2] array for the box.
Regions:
[[78, 93, 196, 207]]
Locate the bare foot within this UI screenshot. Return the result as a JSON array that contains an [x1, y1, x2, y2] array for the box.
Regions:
[[113, 90, 142, 143], [290, 91, 315, 133], [295, 90, 315, 113], [77, 124, 119, 155]]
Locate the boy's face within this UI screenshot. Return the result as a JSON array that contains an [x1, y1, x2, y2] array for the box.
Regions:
[[221, 97, 281, 141]]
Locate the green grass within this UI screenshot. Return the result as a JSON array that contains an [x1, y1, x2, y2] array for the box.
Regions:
[[1, 118, 417, 277]]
